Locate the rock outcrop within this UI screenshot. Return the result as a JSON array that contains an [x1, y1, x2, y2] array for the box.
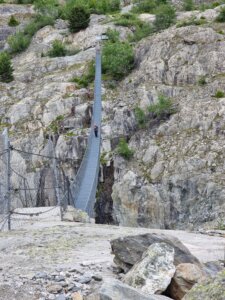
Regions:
[[123, 243, 176, 295], [110, 233, 200, 273], [0, 2, 225, 229], [86, 279, 173, 300]]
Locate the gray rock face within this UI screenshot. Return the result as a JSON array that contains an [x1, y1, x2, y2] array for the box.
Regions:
[[86, 279, 173, 300], [110, 24, 225, 229], [123, 243, 176, 295], [110, 233, 200, 273]]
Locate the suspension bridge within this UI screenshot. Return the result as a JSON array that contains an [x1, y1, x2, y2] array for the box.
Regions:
[[0, 44, 102, 230]]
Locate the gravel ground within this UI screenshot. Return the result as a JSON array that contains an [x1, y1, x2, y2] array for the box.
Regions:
[[0, 207, 224, 299]]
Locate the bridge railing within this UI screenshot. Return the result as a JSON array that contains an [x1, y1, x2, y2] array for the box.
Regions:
[[71, 46, 102, 215]]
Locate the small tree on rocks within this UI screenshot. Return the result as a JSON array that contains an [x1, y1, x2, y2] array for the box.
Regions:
[[0, 52, 14, 83], [68, 5, 90, 33]]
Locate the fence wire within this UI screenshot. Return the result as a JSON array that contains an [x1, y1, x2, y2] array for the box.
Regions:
[[0, 133, 72, 231]]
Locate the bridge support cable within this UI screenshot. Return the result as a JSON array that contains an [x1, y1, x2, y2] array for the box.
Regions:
[[71, 46, 102, 216]]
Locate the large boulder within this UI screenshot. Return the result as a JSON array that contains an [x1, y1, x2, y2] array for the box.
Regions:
[[183, 270, 225, 300], [167, 263, 206, 300], [110, 233, 200, 273], [86, 279, 173, 300], [123, 243, 176, 294]]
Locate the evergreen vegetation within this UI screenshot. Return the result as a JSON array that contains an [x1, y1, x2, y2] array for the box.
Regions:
[[47, 40, 66, 57], [148, 94, 175, 118], [132, 0, 167, 14], [8, 15, 55, 54], [216, 7, 225, 22], [60, 0, 120, 18], [102, 41, 134, 80], [0, 52, 14, 83], [134, 107, 146, 128], [116, 138, 134, 160], [68, 5, 90, 33], [8, 16, 20, 27], [182, 0, 194, 11], [114, 13, 153, 42], [153, 4, 176, 31]]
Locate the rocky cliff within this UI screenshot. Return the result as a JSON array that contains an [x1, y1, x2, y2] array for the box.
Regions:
[[0, 0, 224, 229]]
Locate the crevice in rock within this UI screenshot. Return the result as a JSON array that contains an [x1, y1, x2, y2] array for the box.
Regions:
[[95, 161, 117, 225]]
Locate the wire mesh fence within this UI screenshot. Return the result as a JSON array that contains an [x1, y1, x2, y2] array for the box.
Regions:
[[0, 130, 73, 231]]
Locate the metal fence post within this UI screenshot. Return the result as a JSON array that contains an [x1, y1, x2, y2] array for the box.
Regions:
[[4, 128, 11, 230], [50, 137, 63, 221]]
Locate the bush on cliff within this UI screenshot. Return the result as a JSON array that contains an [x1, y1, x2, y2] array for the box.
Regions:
[[153, 4, 176, 31], [148, 94, 176, 118], [116, 138, 134, 160], [0, 52, 14, 83], [68, 5, 90, 33], [102, 41, 134, 80]]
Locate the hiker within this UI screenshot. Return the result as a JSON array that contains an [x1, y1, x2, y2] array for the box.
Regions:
[[94, 124, 98, 137]]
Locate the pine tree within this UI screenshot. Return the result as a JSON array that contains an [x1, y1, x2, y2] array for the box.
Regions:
[[68, 5, 90, 33], [0, 52, 14, 83]]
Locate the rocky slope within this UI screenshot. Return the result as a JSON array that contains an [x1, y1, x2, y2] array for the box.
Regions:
[[0, 1, 225, 229]]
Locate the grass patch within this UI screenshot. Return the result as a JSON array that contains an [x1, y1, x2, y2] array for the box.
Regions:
[[215, 90, 225, 98], [8, 15, 55, 54], [131, 0, 167, 14], [148, 94, 176, 118], [176, 16, 206, 27], [134, 106, 146, 128], [116, 138, 134, 160], [71, 61, 95, 88], [114, 13, 153, 42], [198, 75, 207, 85], [47, 40, 66, 57]]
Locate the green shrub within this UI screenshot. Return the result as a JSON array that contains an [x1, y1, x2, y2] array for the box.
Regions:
[[114, 13, 139, 27], [0, 52, 14, 83], [34, 0, 59, 17], [71, 61, 95, 88], [8, 15, 54, 54], [8, 32, 30, 54], [215, 90, 225, 98], [114, 13, 153, 42], [68, 5, 90, 33], [134, 107, 146, 128], [153, 4, 176, 31], [8, 16, 20, 27], [106, 28, 120, 43], [116, 138, 134, 159], [47, 40, 66, 57], [176, 16, 206, 27], [102, 41, 134, 80], [182, 0, 194, 11], [198, 76, 207, 85], [132, 0, 167, 13], [216, 7, 225, 22], [128, 22, 153, 42], [148, 94, 175, 118]]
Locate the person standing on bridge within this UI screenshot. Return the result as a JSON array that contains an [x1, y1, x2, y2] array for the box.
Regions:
[[94, 124, 98, 137]]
